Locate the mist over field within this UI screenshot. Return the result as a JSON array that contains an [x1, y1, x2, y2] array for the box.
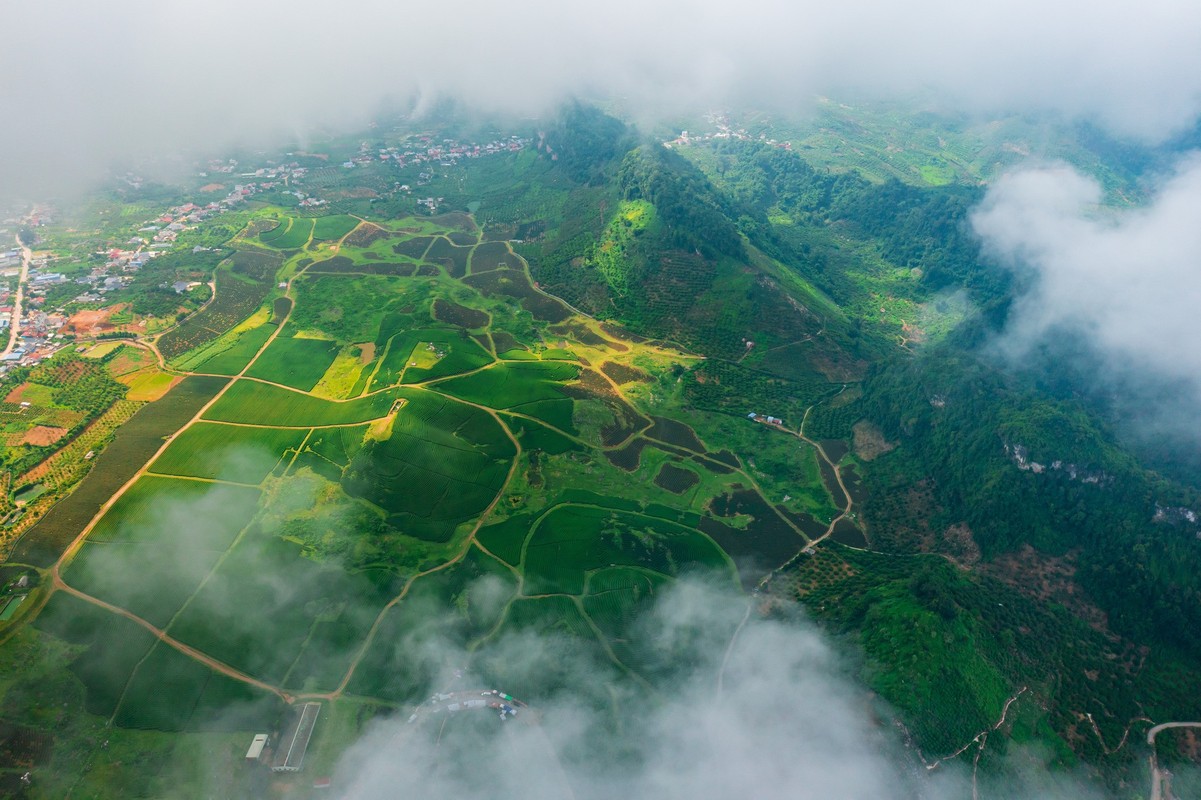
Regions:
[[332, 580, 1101, 800], [3, 0, 1201, 197]]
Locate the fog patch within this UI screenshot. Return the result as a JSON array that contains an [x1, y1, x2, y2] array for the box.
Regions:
[[330, 578, 1109, 799], [971, 154, 1201, 447]]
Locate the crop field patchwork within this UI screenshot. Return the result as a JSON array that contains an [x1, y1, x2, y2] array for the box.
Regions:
[[159, 269, 272, 361], [8, 202, 848, 784], [11, 376, 229, 567]]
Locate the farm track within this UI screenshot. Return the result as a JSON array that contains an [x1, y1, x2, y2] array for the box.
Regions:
[[795, 396, 857, 547], [13, 219, 808, 715], [29, 263, 305, 697], [53, 574, 292, 702]]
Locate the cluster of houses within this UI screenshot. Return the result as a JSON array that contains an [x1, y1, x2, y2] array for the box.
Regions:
[[664, 114, 793, 151], [72, 181, 263, 304], [361, 132, 532, 171], [747, 412, 786, 427]]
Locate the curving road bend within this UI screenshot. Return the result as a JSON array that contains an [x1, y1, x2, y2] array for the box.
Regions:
[[1148, 722, 1201, 800]]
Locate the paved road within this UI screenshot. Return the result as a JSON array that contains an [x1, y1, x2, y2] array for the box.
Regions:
[[1148, 722, 1201, 800], [2, 235, 31, 358]]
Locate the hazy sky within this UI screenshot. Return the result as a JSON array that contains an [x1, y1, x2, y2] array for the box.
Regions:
[[3, 0, 1201, 196]]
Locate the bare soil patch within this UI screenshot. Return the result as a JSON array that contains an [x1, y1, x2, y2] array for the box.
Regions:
[[852, 420, 897, 461], [21, 425, 67, 446]]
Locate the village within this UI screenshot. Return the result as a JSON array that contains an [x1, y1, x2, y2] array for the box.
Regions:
[[0, 127, 535, 376], [0, 187, 251, 373], [663, 113, 794, 151]]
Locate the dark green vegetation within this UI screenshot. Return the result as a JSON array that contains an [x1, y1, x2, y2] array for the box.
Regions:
[[6, 103, 1201, 798]]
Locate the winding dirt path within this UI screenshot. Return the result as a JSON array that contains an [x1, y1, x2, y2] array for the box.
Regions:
[[794, 400, 857, 546]]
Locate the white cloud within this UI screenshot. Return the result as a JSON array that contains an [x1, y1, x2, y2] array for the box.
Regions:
[[330, 579, 1102, 799], [971, 153, 1201, 414]]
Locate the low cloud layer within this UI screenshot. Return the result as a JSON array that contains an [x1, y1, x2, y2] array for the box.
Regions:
[[3, 0, 1201, 197], [971, 155, 1201, 440], [332, 579, 1100, 799]]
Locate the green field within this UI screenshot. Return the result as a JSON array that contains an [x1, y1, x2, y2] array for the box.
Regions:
[[261, 217, 313, 249], [343, 394, 516, 540], [245, 335, 340, 391], [61, 478, 262, 626], [87, 476, 261, 544], [113, 641, 281, 731], [368, 328, 494, 390], [11, 377, 230, 568], [149, 423, 309, 484], [522, 505, 733, 595], [289, 274, 406, 343], [189, 323, 275, 375], [437, 360, 578, 408], [203, 381, 399, 426], [32, 592, 158, 717], [166, 530, 402, 688], [311, 215, 361, 241]]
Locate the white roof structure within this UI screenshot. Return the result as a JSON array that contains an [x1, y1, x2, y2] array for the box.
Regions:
[[245, 734, 269, 760]]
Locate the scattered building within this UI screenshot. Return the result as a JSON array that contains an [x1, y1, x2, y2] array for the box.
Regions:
[[245, 734, 269, 762]]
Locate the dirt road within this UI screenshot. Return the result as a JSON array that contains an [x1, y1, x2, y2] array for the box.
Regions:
[[2, 235, 31, 358]]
